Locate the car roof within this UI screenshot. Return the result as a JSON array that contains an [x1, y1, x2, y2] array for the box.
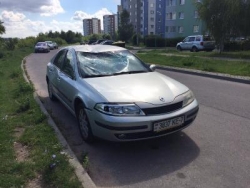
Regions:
[[62, 44, 126, 53]]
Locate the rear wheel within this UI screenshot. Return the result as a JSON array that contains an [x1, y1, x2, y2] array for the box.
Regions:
[[192, 46, 198, 52], [47, 81, 57, 101], [76, 103, 94, 143]]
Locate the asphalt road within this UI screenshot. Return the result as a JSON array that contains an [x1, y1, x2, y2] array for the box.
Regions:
[[25, 49, 250, 188]]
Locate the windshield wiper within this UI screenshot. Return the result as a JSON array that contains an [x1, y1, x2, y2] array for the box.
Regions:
[[84, 74, 110, 78], [112, 70, 147, 76]]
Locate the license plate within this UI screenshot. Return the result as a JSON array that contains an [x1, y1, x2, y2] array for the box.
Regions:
[[153, 116, 184, 132]]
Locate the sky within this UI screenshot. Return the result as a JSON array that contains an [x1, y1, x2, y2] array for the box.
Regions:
[[0, 0, 120, 38]]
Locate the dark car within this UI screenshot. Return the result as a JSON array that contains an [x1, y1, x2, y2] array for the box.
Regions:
[[92, 39, 106, 45], [87, 40, 97, 45], [100, 40, 114, 45]]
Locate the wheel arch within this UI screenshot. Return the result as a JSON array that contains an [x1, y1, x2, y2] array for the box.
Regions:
[[74, 97, 87, 114]]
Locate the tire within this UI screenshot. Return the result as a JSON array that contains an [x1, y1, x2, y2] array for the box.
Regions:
[[177, 46, 182, 51], [76, 103, 94, 143], [47, 81, 57, 101], [192, 46, 198, 52]]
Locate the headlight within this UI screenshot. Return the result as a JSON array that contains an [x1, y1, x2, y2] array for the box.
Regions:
[[182, 90, 195, 107], [95, 103, 145, 116]]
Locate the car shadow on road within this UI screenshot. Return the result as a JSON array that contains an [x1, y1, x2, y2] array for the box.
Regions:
[[39, 96, 200, 188]]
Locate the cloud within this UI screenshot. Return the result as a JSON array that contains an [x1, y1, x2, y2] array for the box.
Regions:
[[0, 0, 64, 16], [0, 11, 82, 38], [0, 7, 113, 38], [1, 11, 26, 23]]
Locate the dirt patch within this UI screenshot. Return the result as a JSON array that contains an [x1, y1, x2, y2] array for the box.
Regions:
[[26, 175, 44, 188], [13, 142, 30, 162]]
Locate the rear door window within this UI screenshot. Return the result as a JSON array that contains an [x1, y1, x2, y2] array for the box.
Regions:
[[52, 49, 67, 69], [189, 37, 195, 42]]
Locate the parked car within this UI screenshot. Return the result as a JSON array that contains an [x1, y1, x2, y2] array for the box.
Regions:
[[100, 40, 114, 45], [176, 35, 215, 52], [34, 42, 50, 53], [92, 39, 106, 45], [45, 41, 55, 50], [53, 42, 58, 49], [46, 45, 199, 142], [87, 40, 97, 45]]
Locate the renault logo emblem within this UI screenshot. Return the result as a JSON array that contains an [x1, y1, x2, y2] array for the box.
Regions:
[[159, 97, 165, 102]]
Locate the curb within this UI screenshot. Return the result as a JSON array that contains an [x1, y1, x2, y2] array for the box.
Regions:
[[156, 65, 250, 85], [21, 57, 96, 188]]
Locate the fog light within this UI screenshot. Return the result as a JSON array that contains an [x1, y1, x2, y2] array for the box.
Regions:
[[117, 134, 126, 139]]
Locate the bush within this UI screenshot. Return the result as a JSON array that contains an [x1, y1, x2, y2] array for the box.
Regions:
[[224, 40, 250, 51], [144, 36, 185, 47], [4, 38, 17, 51]]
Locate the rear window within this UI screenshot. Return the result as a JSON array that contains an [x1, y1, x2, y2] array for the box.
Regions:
[[36, 42, 45, 46], [203, 36, 213, 41]]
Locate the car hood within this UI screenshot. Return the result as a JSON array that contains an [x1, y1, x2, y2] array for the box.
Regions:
[[84, 72, 189, 105]]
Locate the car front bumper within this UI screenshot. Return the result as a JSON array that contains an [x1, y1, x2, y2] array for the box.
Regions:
[[86, 99, 199, 142]]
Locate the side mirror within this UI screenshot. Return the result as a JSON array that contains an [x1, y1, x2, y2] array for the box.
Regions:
[[150, 64, 156, 71]]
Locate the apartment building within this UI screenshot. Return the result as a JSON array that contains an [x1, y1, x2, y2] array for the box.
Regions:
[[120, 0, 206, 38], [83, 18, 101, 36], [103, 14, 118, 38]]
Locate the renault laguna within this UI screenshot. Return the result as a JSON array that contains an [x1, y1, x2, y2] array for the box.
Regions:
[[46, 45, 199, 142]]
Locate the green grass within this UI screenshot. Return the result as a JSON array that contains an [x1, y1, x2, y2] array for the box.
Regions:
[[0, 47, 81, 188], [137, 50, 250, 77]]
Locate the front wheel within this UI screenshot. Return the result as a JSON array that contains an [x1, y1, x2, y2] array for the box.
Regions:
[[76, 103, 94, 143], [177, 46, 182, 51]]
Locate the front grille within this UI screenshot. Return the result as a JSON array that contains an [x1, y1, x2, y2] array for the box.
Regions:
[[142, 101, 183, 115]]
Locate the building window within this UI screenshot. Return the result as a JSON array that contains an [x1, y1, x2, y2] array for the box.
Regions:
[[194, 10, 199, 18], [150, 10, 154, 14], [166, 26, 176, 33], [180, 0, 185, 5], [150, 17, 155, 22], [170, 26, 176, 32], [166, 26, 169, 33], [166, 12, 176, 20], [150, 3, 154, 7], [178, 26, 184, 33], [151, 25, 154, 29], [167, 0, 176, 6], [193, 25, 199, 33], [179, 12, 184, 19]]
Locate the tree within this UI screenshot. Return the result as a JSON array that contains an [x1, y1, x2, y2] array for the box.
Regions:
[[0, 20, 6, 35], [197, 0, 249, 52], [118, 10, 134, 42]]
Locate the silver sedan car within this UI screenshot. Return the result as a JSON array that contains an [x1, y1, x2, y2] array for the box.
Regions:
[[46, 45, 199, 142]]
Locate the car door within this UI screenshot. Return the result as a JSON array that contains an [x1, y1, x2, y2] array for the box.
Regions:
[[48, 49, 67, 100], [180, 37, 189, 50], [187, 36, 195, 49], [57, 49, 78, 110]]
